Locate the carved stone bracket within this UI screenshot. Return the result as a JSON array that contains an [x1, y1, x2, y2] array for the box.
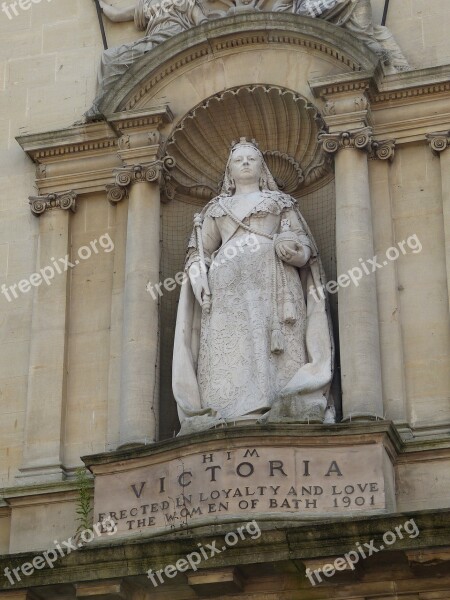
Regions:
[[427, 131, 450, 155], [75, 580, 133, 600], [29, 191, 77, 216], [319, 127, 373, 154], [322, 94, 369, 117], [107, 157, 176, 204]]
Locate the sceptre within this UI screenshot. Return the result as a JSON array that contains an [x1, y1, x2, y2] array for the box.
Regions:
[[193, 214, 211, 313], [93, 0, 109, 50]]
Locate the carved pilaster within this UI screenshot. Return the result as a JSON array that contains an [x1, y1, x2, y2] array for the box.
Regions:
[[319, 127, 373, 154], [106, 158, 175, 204], [427, 131, 450, 314], [427, 131, 450, 154], [28, 190, 77, 216]]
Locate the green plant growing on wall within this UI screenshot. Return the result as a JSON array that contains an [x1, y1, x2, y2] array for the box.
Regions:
[[75, 467, 93, 534]]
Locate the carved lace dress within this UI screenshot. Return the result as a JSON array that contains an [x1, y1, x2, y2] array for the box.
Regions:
[[185, 190, 313, 420]]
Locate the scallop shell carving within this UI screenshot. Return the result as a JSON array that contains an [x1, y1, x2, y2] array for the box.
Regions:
[[163, 85, 329, 204]]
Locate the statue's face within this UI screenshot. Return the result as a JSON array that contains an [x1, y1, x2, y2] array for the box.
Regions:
[[229, 146, 262, 186]]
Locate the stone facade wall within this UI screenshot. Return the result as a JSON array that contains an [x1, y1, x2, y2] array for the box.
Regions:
[[372, 0, 450, 69], [0, 0, 449, 496]]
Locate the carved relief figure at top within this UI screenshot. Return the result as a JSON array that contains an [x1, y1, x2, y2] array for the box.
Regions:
[[86, 0, 208, 118], [273, 0, 410, 72], [173, 139, 335, 436], [86, 0, 410, 118]]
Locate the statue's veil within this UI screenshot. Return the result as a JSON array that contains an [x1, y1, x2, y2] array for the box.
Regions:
[[220, 140, 279, 195]]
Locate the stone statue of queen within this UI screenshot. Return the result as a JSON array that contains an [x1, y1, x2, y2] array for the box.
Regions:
[[173, 139, 335, 435]]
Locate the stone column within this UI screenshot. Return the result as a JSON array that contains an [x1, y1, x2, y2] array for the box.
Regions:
[[107, 157, 174, 448], [17, 192, 76, 483], [105, 107, 173, 449], [320, 126, 384, 421], [427, 131, 450, 312]]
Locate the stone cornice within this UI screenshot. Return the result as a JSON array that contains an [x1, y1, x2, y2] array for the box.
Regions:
[[309, 70, 375, 100], [427, 131, 450, 154], [28, 191, 77, 216], [309, 64, 450, 106], [371, 64, 450, 104], [310, 66, 450, 145], [16, 122, 118, 162], [15, 108, 172, 196], [107, 106, 173, 133], [0, 479, 86, 503]]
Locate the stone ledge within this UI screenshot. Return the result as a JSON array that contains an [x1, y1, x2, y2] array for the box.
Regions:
[[0, 480, 91, 503], [0, 509, 448, 590], [82, 422, 403, 467]]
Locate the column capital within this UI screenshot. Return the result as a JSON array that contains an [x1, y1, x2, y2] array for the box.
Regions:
[[427, 131, 450, 155], [29, 190, 77, 216], [319, 130, 396, 161], [369, 139, 396, 161], [319, 127, 373, 155], [106, 158, 175, 204]]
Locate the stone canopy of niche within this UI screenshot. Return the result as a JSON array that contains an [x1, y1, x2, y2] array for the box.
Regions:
[[161, 85, 331, 205]]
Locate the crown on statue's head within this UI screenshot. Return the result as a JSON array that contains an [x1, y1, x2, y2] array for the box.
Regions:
[[230, 137, 260, 151]]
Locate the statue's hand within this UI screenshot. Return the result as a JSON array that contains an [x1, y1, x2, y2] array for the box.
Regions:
[[276, 239, 311, 268], [276, 239, 301, 260], [188, 263, 210, 308]]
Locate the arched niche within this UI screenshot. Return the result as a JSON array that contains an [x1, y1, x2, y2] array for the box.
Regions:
[[155, 82, 340, 438], [99, 13, 378, 437]]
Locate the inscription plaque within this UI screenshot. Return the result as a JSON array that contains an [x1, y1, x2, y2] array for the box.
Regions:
[[90, 436, 394, 537]]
